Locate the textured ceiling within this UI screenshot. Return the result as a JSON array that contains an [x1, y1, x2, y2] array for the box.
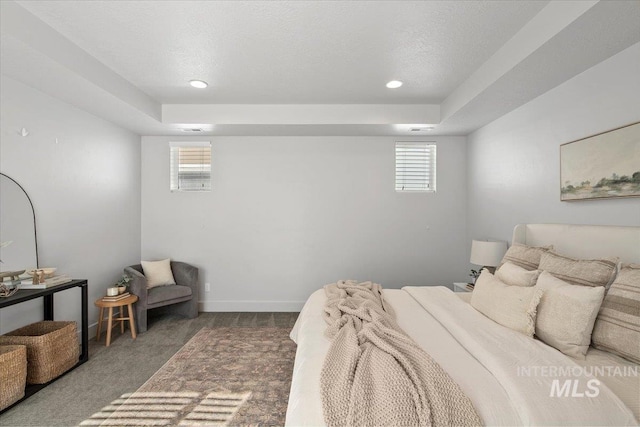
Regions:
[[17, 0, 548, 104], [3, 0, 639, 136]]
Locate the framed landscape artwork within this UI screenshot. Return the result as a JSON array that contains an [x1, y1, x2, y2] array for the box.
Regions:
[[560, 122, 640, 201]]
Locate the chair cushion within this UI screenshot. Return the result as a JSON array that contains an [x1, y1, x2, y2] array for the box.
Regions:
[[147, 284, 192, 306]]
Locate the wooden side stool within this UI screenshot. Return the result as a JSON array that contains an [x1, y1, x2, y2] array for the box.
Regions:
[[94, 294, 138, 346]]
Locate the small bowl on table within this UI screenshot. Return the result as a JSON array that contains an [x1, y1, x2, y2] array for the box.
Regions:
[[26, 268, 57, 278]]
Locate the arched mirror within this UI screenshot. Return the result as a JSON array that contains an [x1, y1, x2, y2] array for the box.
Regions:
[[0, 173, 39, 272]]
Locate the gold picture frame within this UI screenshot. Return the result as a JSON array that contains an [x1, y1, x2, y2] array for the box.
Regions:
[[560, 122, 640, 201]]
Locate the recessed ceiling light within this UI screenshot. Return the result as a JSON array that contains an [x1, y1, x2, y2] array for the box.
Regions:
[[386, 80, 403, 89], [189, 80, 208, 89], [181, 128, 203, 132], [409, 126, 435, 132]]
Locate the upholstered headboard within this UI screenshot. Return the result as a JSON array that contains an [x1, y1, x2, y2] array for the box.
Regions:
[[512, 223, 640, 264]]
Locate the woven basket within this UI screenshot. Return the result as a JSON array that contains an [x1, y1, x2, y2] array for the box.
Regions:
[[0, 345, 27, 410], [0, 321, 79, 384]]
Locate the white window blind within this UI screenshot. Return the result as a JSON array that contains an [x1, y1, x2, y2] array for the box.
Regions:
[[395, 142, 436, 192], [170, 141, 212, 191]]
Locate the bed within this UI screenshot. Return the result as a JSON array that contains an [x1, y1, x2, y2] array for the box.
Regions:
[[285, 224, 640, 426]]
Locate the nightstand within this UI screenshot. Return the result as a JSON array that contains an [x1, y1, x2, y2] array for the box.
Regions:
[[95, 294, 138, 347], [453, 282, 472, 292]]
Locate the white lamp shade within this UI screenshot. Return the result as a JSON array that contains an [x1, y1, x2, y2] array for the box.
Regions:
[[470, 240, 507, 267]]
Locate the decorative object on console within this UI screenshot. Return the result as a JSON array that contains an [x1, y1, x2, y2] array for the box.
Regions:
[[26, 268, 56, 279], [470, 239, 507, 275], [0, 283, 20, 298], [0, 270, 24, 291], [19, 275, 72, 289], [560, 122, 640, 201], [0, 271, 22, 297]]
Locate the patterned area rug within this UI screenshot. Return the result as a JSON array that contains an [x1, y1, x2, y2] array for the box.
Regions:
[[81, 327, 297, 426]]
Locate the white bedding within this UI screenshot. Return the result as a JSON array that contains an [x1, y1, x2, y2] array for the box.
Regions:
[[286, 287, 639, 426]]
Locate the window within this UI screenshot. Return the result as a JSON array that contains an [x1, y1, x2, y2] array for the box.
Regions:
[[395, 142, 436, 192], [170, 141, 212, 191]]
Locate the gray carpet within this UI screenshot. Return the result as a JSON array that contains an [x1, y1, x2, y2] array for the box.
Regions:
[[0, 312, 299, 427]]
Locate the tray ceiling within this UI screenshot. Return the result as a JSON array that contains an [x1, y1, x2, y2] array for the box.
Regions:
[[2, 1, 639, 136]]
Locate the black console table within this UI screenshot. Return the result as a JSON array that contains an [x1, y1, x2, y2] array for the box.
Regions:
[[0, 279, 88, 413]]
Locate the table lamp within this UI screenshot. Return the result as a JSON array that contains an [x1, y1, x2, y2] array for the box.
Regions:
[[470, 239, 508, 274]]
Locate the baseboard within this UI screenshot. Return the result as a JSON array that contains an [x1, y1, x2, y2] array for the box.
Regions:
[[75, 321, 99, 342], [199, 300, 305, 312], [87, 321, 98, 339], [82, 314, 122, 341]]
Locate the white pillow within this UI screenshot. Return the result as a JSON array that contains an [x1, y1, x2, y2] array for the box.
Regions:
[[141, 258, 176, 288], [496, 262, 540, 287], [471, 270, 543, 337], [535, 271, 605, 359]]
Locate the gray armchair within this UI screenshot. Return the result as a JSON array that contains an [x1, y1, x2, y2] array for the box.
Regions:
[[124, 261, 199, 333]]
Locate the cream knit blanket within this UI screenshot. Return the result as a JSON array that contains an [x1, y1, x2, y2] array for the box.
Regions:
[[320, 280, 483, 427]]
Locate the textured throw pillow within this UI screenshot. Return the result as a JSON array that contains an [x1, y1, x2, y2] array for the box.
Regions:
[[592, 264, 640, 364], [535, 271, 605, 359], [471, 270, 543, 337], [496, 262, 540, 287], [500, 243, 553, 271], [141, 258, 176, 288], [539, 251, 618, 288]]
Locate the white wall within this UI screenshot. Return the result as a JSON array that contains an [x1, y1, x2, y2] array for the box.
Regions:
[[142, 135, 468, 311], [467, 42, 640, 247], [0, 76, 141, 333]]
